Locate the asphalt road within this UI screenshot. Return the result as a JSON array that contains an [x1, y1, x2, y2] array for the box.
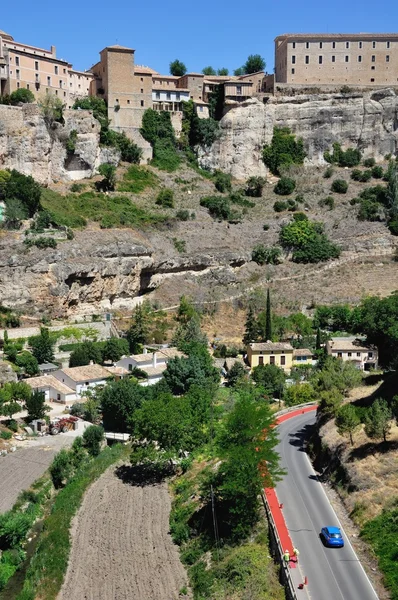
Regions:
[[276, 411, 379, 600]]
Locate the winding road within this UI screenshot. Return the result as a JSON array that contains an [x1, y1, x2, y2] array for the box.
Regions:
[[276, 410, 379, 600]]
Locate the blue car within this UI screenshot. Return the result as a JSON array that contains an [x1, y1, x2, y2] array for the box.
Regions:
[[321, 526, 344, 547]]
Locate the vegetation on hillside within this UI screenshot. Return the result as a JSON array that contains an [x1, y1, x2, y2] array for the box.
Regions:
[[262, 127, 306, 175]]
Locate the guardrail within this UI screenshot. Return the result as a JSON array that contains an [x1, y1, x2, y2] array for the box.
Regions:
[[274, 401, 318, 418], [261, 491, 299, 600]]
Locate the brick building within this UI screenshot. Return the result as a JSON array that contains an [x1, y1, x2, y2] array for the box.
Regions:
[[275, 33, 398, 87]]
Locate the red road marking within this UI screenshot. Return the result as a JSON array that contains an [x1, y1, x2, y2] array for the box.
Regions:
[[265, 405, 317, 569]]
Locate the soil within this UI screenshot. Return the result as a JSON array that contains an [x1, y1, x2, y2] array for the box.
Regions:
[[59, 464, 188, 600]]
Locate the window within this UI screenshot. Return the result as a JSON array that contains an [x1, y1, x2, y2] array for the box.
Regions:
[[47, 76, 51, 85], [337, 352, 342, 358], [127, 99, 130, 104], [357, 352, 361, 357], [199, 106, 203, 112], [319, 56, 323, 64], [17, 82, 20, 88], [346, 41, 350, 49], [57, 394, 61, 401], [116, 98, 119, 103], [63, 68, 66, 74], [16, 69, 20, 80], [258, 356, 264, 366], [332, 55, 336, 62], [141, 77, 143, 82], [332, 41, 336, 49], [372, 41, 376, 48], [305, 56, 309, 64], [128, 364, 133, 371], [280, 355, 286, 366], [359, 41, 363, 49], [270, 356, 275, 365], [27, 84, 30, 90], [140, 88, 143, 93], [35, 61, 39, 70], [371, 66, 375, 70], [368, 352, 373, 358], [176, 92, 180, 100], [166, 92, 171, 99], [15, 56, 19, 66], [292, 42, 296, 49], [319, 42, 323, 49], [387, 41, 390, 49], [55, 65, 58, 74], [63, 91, 66, 97], [291, 68, 295, 74], [348, 352, 352, 357], [345, 55, 349, 62], [372, 55, 375, 62], [59, 80, 62, 88], [292, 55, 296, 64], [156, 91, 160, 99], [386, 55, 390, 62], [35, 73, 39, 82], [141, 100, 144, 107], [236, 85, 242, 94], [358, 55, 362, 62], [371, 78, 375, 82], [306, 42, 310, 49]]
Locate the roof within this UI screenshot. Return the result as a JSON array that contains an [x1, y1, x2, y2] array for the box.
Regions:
[[224, 357, 245, 371], [153, 74, 179, 80], [152, 86, 190, 92], [328, 337, 375, 352], [60, 364, 112, 382], [238, 71, 265, 79], [225, 80, 252, 85], [129, 348, 184, 364], [159, 348, 185, 360], [38, 362, 59, 370], [326, 526, 341, 534], [104, 366, 130, 376], [139, 363, 168, 377], [249, 342, 294, 352], [0, 30, 13, 40], [24, 375, 75, 396], [275, 33, 398, 41], [293, 349, 313, 357], [134, 66, 158, 75], [105, 44, 134, 52]]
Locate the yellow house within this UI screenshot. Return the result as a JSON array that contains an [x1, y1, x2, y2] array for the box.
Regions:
[[292, 348, 313, 365], [247, 342, 294, 372]]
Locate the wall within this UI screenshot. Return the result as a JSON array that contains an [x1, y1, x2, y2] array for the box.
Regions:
[[248, 349, 293, 371]]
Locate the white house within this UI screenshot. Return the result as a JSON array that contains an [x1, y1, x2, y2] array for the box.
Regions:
[[116, 347, 184, 386], [24, 375, 77, 404], [326, 337, 378, 371]]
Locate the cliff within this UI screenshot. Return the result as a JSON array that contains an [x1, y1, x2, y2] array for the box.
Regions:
[[198, 89, 398, 179], [0, 104, 119, 184]]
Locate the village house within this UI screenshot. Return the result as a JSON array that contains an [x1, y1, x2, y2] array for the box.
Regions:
[[247, 342, 294, 372], [326, 337, 378, 371], [116, 347, 185, 386]]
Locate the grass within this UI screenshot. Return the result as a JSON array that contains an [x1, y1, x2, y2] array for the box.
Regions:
[[117, 165, 158, 194], [16, 444, 130, 600], [41, 188, 163, 229]]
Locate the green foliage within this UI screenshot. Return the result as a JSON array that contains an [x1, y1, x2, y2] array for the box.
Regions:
[[170, 59, 187, 76], [65, 129, 78, 154], [388, 220, 398, 235], [372, 165, 384, 179], [176, 209, 191, 221], [317, 388, 344, 420], [335, 403, 361, 445], [243, 54, 266, 74], [29, 327, 55, 364], [318, 196, 335, 210], [3, 169, 41, 218], [141, 109, 180, 171], [218, 68, 229, 76], [24, 236, 57, 250], [15, 351, 38, 376], [214, 171, 232, 193], [101, 379, 146, 432], [200, 195, 231, 220], [156, 188, 174, 207], [252, 363, 286, 397], [38, 93, 64, 125], [353, 294, 398, 367], [173, 316, 208, 352], [313, 304, 353, 331], [363, 157, 376, 168], [49, 449, 73, 489], [273, 200, 288, 212], [226, 362, 247, 387], [82, 425, 104, 456], [331, 179, 348, 194], [69, 341, 103, 367], [102, 337, 129, 362], [284, 382, 317, 406], [313, 356, 363, 395], [251, 244, 281, 265], [25, 390, 50, 421], [117, 164, 157, 193], [279, 217, 341, 263], [202, 66, 216, 75], [207, 85, 225, 121], [173, 238, 186, 253], [351, 169, 372, 182], [274, 176, 296, 195], [97, 163, 116, 191], [164, 350, 219, 395], [9, 88, 35, 105], [364, 398, 392, 442], [127, 303, 151, 354], [323, 166, 334, 179], [245, 176, 266, 197], [324, 143, 361, 167], [0, 430, 13, 440], [263, 127, 306, 175]]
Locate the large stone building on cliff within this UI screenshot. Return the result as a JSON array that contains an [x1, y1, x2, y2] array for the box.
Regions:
[[275, 33, 398, 88]]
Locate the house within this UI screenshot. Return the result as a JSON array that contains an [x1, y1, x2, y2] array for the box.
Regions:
[[247, 342, 294, 372], [24, 375, 77, 404], [292, 349, 313, 365], [115, 347, 185, 386], [326, 337, 378, 371], [38, 362, 59, 375]]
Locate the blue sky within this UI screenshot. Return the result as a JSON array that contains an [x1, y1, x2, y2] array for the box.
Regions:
[[2, 0, 398, 74]]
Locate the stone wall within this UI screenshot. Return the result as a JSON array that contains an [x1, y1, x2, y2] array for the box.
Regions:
[[198, 89, 398, 179]]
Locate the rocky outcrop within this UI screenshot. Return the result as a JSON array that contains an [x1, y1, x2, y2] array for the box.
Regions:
[[0, 360, 17, 385], [199, 89, 398, 179], [0, 104, 120, 184]]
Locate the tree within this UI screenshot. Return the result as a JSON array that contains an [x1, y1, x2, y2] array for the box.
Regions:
[[164, 351, 219, 395], [316, 327, 322, 350], [176, 295, 197, 324], [101, 379, 146, 432], [38, 93, 64, 125], [245, 176, 266, 197], [335, 403, 361, 445], [218, 68, 229, 76], [314, 357, 362, 395], [126, 304, 150, 354], [97, 163, 116, 191], [0, 385, 20, 420], [386, 163, 398, 219], [243, 306, 258, 345], [284, 382, 317, 407], [29, 327, 55, 364], [274, 177, 296, 196], [69, 341, 102, 367], [226, 362, 247, 387], [251, 245, 282, 266], [169, 59, 187, 77], [279, 216, 341, 264], [202, 66, 216, 75], [354, 294, 398, 368], [5, 170, 41, 218], [25, 390, 50, 421], [317, 388, 343, 420], [265, 289, 272, 341], [263, 127, 306, 176], [9, 88, 35, 105], [243, 54, 266, 74], [364, 398, 392, 443], [102, 338, 129, 362], [49, 449, 72, 488], [15, 351, 39, 376], [233, 67, 245, 76], [4, 199, 26, 229], [172, 316, 208, 353], [252, 363, 285, 398], [82, 425, 104, 456]]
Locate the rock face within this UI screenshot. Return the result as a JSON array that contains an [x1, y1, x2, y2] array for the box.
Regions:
[[199, 89, 398, 179], [0, 104, 119, 184]]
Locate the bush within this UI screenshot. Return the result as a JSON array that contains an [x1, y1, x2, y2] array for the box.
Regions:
[[358, 198, 382, 221], [273, 200, 288, 212], [372, 165, 384, 179], [363, 157, 376, 168], [351, 169, 372, 182], [263, 127, 306, 175], [9, 88, 35, 105], [274, 177, 296, 195], [229, 191, 255, 208], [245, 176, 266, 197], [319, 196, 335, 210], [388, 220, 398, 235], [214, 171, 231, 193], [24, 237, 57, 250], [324, 143, 361, 167], [82, 425, 104, 457], [200, 195, 231, 220], [156, 188, 174, 207], [251, 245, 281, 265], [280, 217, 341, 263], [323, 166, 334, 179], [176, 209, 190, 221], [263, 223, 270, 231], [0, 430, 12, 440], [331, 179, 348, 194], [97, 163, 116, 191], [49, 449, 72, 489]]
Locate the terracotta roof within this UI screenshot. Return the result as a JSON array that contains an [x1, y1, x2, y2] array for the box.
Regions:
[[106, 44, 134, 51], [60, 364, 112, 382], [25, 375, 75, 396], [135, 65, 159, 74], [104, 366, 130, 376], [249, 342, 294, 352], [139, 364, 168, 377], [328, 338, 375, 352], [275, 33, 398, 41], [293, 348, 313, 357]]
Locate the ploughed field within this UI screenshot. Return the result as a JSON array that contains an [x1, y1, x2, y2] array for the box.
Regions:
[[59, 465, 188, 600]]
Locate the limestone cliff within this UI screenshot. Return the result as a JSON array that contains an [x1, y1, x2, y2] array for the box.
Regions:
[[0, 104, 119, 184], [199, 89, 398, 179]]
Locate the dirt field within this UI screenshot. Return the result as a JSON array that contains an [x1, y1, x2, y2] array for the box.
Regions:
[[59, 465, 188, 600]]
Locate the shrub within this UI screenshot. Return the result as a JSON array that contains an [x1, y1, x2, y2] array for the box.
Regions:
[[229, 191, 255, 208], [24, 237, 57, 250], [0, 430, 12, 440], [82, 425, 104, 457], [358, 199, 381, 221], [176, 209, 190, 221], [351, 169, 372, 182], [65, 130, 78, 154], [97, 163, 116, 191], [214, 171, 232, 193], [9, 88, 35, 105], [295, 194, 305, 203], [263, 223, 270, 231], [49, 449, 72, 489], [200, 195, 231, 220], [252, 245, 282, 265], [363, 157, 376, 168], [156, 188, 174, 208], [323, 166, 334, 179], [372, 165, 384, 179], [274, 177, 296, 195], [263, 127, 306, 175], [245, 176, 266, 197], [340, 85, 352, 94], [173, 238, 186, 253], [324, 143, 361, 167], [318, 196, 335, 210], [331, 179, 348, 194], [280, 217, 341, 263], [273, 200, 288, 212], [388, 220, 398, 235], [70, 183, 85, 193]]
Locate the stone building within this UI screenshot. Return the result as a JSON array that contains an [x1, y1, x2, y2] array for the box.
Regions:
[[0, 29, 93, 104], [275, 33, 398, 88]]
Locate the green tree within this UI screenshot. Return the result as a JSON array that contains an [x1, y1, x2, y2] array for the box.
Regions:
[[29, 327, 55, 364], [364, 398, 392, 442], [251, 245, 281, 266], [98, 163, 116, 191], [233, 66, 245, 76], [5, 170, 41, 218], [386, 163, 398, 219], [15, 351, 39, 376], [214, 171, 232, 193], [172, 316, 208, 352], [9, 88, 35, 105], [25, 390, 49, 421], [284, 382, 316, 407], [102, 338, 129, 362], [101, 379, 145, 432], [0, 384, 21, 419], [164, 351, 219, 395], [218, 68, 229, 76], [245, 176, 266, 197], [274, 176, 296, 195], [263, 127, 306, 176], [265, 289, 272, 341], [317, 388, 343, 419], [335, 403, 361, 445], [279, 216, 340, 264], [313, 356, 362, 395], [176, 295, 197, 324], [252, 363, 286, 397], [69, 341, 102, 367], [169, 59, 187, 77], [243, 55, 266, 74], [202, 66, 216, 75], [243, 306, 258, 345], [82, 425, 104, 456], [49, 449, 72, 489], [226, 362, 247, 387], [38, 93, 64, 125], [4, 199, 26, 229], [126, 304, 151, 354]]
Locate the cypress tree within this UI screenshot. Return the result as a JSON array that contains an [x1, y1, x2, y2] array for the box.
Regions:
[[316, 327, 322, 350], [243, 306, 258, 345], [265, 289, 272, 341]]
